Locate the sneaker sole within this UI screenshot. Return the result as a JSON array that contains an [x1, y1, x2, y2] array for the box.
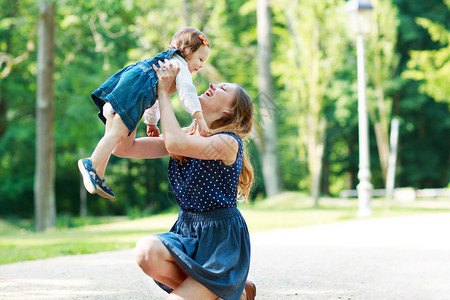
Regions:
[[96, 185, 115, 199], [78, 159, 97, 194]]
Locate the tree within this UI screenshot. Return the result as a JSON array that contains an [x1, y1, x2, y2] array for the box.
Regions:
[[34, 0, 56, 231], [392, 0, 449, 188], [365, 0, 400, 182], [274, 0, 348, 205], [256, 0, 281, 197], [402, 16, 450, 104]]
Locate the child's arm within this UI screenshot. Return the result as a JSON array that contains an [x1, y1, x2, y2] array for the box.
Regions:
[[174, 62, 210, 134], [153, 59, 238, 164], [143, 101, 160, 137], [193, 111, 209, 136]]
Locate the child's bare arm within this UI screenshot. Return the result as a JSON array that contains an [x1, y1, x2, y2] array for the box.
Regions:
[[193, 111, 210, 136]]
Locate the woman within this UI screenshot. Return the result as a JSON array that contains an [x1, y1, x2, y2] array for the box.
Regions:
[[113, 59, 256, 300]]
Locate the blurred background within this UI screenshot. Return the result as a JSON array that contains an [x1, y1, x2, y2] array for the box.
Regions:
[[0, 0, 448, 227]]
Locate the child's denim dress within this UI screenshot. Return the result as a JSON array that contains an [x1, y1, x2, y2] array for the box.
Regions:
[[154, 133, 251, 300], [91, 49, 183, 134]]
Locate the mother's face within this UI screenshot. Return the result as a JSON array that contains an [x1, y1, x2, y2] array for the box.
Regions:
[[199, 83, 236, 121]]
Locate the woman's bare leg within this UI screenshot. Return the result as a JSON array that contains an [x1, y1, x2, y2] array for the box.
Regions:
[[135, 236, 188, 288], [168, 276, 219, 300], [135, 236, 220, 299]]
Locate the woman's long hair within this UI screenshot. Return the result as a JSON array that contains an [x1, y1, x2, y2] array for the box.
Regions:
[[171, 85, 254, 200]]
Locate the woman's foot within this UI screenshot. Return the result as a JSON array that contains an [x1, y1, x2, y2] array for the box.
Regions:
[[240, 280, 256, 300]]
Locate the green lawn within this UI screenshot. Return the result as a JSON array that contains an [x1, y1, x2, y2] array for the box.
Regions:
[[1, 192, 449, 265]]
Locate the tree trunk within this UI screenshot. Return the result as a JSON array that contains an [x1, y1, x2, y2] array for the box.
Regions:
[[370, 85, 390, 183], [80, 175, 87, 217], [34, 1, 56, 231], [308, 21, 326, 207], [256, 0, 281, 197]]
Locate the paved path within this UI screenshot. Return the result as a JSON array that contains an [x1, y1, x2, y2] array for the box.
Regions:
[[1, 213, 449, 299]]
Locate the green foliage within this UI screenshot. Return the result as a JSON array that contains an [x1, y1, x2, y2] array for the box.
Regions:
[[392, 0, 450, 188], [0, 0, 448, 219], [402, 17, 450, 103]]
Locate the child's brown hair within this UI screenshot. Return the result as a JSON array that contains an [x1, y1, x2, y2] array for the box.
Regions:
[[169, 27, 210, 60]]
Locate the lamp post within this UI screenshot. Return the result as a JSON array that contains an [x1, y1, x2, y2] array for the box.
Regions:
[[345, 0, 373, 217]]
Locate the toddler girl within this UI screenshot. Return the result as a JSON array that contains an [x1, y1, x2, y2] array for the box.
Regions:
[[78, 27, 210, 199]]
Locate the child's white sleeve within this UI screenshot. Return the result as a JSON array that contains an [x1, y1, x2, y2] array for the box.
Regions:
[[175, 66, 202, 116], [143, 100, 160, 125]]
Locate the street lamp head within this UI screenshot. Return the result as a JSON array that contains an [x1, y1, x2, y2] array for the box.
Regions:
[[345, 0, 373, 35]]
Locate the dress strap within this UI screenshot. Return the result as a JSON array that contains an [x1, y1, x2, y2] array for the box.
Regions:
[[167, 48, 185, 60]]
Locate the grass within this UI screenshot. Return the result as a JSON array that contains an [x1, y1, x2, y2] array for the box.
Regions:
[[0, 213, 178, 265], [1, 192, 449, 265]]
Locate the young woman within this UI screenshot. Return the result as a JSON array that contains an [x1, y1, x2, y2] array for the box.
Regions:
[[113, 59, 256, 300]]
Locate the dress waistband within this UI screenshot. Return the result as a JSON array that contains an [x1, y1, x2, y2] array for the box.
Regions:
[[178, 206, 241, 222]]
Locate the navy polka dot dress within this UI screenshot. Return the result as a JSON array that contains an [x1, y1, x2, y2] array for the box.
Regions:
[[155, 132, 251, 300]]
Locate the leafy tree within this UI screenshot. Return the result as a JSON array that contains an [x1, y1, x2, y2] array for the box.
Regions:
[[393, 0, 449, 188], [0, 0, 38, 217], [402, 16, 449, 104], [365, 0, 401, 182], [272, 0, 348, 205]]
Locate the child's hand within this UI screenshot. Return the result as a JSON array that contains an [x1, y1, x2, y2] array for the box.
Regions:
[[147, 124, 160, 137], [196, 117, 210, 137]]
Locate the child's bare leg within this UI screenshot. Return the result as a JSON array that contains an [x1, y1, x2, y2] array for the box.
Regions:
[[95, 117, 114, 179], [91, 114, 129, 171], [97, 125, 138, 178]]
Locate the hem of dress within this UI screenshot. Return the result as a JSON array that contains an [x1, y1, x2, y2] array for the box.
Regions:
[[156, 236, 226, 298]]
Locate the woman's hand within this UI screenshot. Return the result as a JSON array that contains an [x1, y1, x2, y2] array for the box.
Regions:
[[152, 59, 180, 97]]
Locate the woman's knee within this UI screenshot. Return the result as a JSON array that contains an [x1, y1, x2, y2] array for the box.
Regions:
[[134, 236, 165, 269]]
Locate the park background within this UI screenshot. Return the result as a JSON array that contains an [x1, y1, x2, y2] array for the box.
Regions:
[[0, 0, 449, 237]]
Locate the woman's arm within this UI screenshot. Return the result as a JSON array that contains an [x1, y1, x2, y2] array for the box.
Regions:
[[112, 135, 169, 159], [153, 60, 238, 164]]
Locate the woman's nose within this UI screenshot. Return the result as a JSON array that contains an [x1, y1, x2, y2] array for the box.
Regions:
[[209, 83, 216, 90]]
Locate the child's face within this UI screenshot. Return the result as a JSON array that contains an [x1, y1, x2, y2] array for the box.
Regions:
[[186, 45, 210, 73]]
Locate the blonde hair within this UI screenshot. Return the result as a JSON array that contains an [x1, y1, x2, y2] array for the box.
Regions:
[[172, 85, 254, 200], [169, 27, 210, 60]]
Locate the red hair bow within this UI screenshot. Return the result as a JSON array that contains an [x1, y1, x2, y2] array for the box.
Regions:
[[198, 35, 209, 46]]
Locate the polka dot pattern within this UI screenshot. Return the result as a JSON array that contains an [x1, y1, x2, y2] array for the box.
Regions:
[[168, 133, 243, 211]]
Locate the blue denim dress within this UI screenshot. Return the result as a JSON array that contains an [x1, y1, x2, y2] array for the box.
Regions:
[[154, 133, 251, 300], [91, 49, 183, 134]]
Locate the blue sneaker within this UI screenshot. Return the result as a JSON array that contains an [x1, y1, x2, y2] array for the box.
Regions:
[[95, 176, 115, 199], [78, 158, 97, 194]]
